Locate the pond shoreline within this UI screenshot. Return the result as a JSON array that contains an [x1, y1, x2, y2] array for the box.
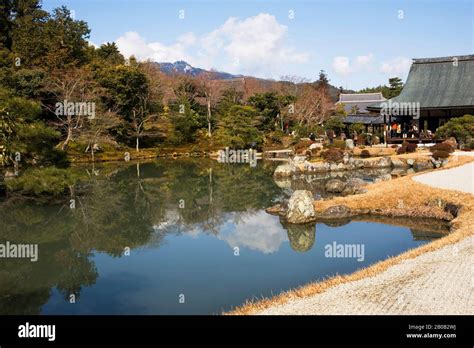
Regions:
[[228, 155, 474, 315]]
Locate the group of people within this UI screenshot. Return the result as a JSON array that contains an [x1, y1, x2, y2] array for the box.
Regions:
[[390, 122, 426, 139]]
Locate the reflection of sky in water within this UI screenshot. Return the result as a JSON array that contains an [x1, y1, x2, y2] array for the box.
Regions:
[[41, 218, 435, 315], [217, 211, 288, 254], [0, 160, 445, 315]]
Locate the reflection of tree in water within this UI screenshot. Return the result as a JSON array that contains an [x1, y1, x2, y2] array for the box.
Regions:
[[0, 158, 283, 313], [280, 218, 316, 253], [0, 200, 98, 314]]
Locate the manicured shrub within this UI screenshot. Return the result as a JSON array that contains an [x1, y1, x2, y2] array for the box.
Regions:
[[333, 139, 345, 149], [356, 135, 366, 145], [406, 143, 417, 153], [432, 150, 450, 160], [294, 139, 313, 153], [266, 130, 284, 144], [436, 115, 474, 145], [397, 146, 407, 155], [430, 143, 454, 153], [321, 148, 344, 163], [360, 149, 370, 158]]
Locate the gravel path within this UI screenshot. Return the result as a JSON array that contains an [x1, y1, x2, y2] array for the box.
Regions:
[[257, 161, 474, 315], [413, 160, 474, 194], [259, 236, 474, 315]]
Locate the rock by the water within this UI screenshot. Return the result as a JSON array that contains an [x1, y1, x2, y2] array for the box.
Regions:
[[292, 155, 307, 165], [374, 174, 392, 183], [374, 157, 392, 168], [406, 158, 415, 166], [341, 178, 367, 196], [391, 158, 408, 168], [345, 139, 355, 150], [274, 164, 296, 177], [286, 190, 316, 224], [342, 152, 350, 164], [274, 178, 292, 189], [353, 159, 365, 169], [414, 160, 433, 170], [266, 204, 285, 216], [309, 143, 323, 150], [325, 179, 346, 193], [322, 205, 352, 218]]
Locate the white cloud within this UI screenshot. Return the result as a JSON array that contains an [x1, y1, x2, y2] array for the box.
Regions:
[[356, 53, 374, 66], [116, 31, 195, 64], [332, 53, 374, 76], [218, 211, 288, 254], [332, 56, 351, 75], [380, 56, 412, 75], [115, 13, 309, 78]]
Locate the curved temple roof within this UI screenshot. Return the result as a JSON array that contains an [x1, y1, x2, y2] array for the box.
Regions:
[[367, 55, 474, 111]]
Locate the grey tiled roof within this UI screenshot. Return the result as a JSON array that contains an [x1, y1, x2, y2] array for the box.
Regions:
[[338, 92, 385, 102], [368, 55, 474, 111], [342, 115, 385, 125], [337, 93, 386, 114]]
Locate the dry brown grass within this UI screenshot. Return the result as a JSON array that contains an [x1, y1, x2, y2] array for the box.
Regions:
[[352, 146, 396, 157], [227, 155, 474, 315]]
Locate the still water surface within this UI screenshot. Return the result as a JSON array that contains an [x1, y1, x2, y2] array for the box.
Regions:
[[0, 159, 447, 314]]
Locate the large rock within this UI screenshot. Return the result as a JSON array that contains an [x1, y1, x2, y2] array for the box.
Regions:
[[304, 161, 329, 172], [345, 139, 355, 150], [341, 178, 367, 195], [414, 160, 433, 171], [373, 157, 392, 168], [374, 174, 392, 183], [273, 178, 292, 189], [321, 205, 352, 218], [342, 152, 350, 164], [443, 137, 457, 150], [286, 190, 316, 224], [391, 158, 408, 168], [274, 164, 296, 177], [353, 159, 365, 169], [309, 143, 323, 150], [325, 179, 346, 193], [292, 155, 307, 165]]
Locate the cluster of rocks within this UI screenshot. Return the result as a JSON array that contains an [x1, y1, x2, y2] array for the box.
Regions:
[[267, 189, 462, 225], [274, 154, 445, 178], [265, 189, 356, 224], [324, 177, 369, 196]]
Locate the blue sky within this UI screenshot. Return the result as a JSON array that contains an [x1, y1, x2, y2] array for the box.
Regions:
[[43, 0, 473, 89]]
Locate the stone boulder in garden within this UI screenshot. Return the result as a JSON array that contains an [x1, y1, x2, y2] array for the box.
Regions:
[[286, 190, 316, 224]]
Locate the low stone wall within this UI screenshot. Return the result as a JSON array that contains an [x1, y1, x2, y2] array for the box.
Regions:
[[274, 155, 443, 177]]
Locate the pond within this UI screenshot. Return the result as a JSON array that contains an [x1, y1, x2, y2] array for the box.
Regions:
[[0, 159, 449, 314]]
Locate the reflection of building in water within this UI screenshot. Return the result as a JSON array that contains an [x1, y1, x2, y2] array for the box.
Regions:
[[281, 219, 316, 253]]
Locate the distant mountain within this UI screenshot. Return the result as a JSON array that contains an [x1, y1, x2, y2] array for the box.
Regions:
[[156, 61, 242, 80], [156, 61, 354, 102]]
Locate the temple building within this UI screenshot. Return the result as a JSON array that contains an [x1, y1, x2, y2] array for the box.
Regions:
[[336, 92, 386, 135], [367, 55, 474, 143]]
